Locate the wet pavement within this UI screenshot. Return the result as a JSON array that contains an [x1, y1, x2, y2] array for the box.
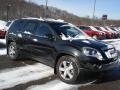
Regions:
[[0, 41, 120, 90]]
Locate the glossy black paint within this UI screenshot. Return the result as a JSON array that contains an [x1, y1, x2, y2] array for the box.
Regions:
[[6, 18, 119, 72]]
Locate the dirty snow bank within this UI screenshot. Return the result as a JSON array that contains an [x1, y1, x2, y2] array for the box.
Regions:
[[27, 79, 96, 90], [0, 63, 53, 89]]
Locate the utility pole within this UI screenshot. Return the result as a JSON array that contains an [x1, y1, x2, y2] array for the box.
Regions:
[[45, 0, 48, 18], [92, 0, 96, 25], [6, 3, 11, 21]]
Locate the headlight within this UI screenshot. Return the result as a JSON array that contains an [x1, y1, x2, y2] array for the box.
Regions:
[[82, 47, 103, 60]]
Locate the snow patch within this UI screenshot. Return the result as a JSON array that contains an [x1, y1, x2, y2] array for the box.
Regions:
[[110, 41, 120, 51], [103, 39, 120, 42], [27, 79, 96, 90], [0, 63, 54, 89], [0, 49, 6, 55]]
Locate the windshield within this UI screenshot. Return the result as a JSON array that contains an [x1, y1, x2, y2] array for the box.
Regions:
[[49, 22, 90, 40]]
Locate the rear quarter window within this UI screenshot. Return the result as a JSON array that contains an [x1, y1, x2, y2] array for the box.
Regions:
[[9, 20, 27, 32]]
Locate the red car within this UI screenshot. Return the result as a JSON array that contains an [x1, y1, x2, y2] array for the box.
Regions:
[[0, 20, 7, 38], [78, 25, 105, 39], [95, 26, 113, 39], [0, 30, 6, 38]]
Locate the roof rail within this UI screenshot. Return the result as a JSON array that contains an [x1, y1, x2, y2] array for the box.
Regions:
[[21, 17, 44, 21]]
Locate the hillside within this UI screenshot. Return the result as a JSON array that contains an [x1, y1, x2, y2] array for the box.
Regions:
[[0, 0, 120, 26]]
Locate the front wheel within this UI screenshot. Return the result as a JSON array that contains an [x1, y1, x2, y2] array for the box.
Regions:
[[56, 56, 80, 84]]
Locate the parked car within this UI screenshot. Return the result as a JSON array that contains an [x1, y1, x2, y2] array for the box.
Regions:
[[89, 26, 106, 39], [6, 18, 119, 84], [105, 26, 118, 38], [110, 27, 120, 38], [78, 25, 105, 39], [95, 26, 112, 39], [4, 21, 14, 31], [114, 27, 120, 38], [0, 20, 7, 38]]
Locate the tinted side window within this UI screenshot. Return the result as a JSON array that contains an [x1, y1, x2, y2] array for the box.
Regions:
[[9, 20, 26, 32], [35, 24, 52, 38], [24, 22, 37, 33]]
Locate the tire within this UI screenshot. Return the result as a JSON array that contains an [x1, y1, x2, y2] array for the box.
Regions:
[[8, 42, 22, 60], [56, 55, 80, 84]]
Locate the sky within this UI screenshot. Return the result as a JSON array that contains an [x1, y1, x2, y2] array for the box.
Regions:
[[30, 0, 120, 20]]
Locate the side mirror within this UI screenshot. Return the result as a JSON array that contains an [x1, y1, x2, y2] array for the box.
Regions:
[[45, 34, 55, 41]]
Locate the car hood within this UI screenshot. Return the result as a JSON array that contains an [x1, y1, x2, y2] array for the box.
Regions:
[[71, 39, 108, 50]]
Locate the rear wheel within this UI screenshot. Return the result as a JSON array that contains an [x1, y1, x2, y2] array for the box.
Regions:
[[56, 56, 80, 84], [8, 42, 22, 60]]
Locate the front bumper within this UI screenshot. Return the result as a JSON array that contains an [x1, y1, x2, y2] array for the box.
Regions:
[[81, 57, 120, 72], [97, 60, 119, 71]]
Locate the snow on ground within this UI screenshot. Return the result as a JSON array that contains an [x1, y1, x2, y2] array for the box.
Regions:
[[103, 38, 120, 42], [102, 38, 120, 51], [27, 79, 96, 90], [0, 39, 6, 55], [0, 48, 6, 55], [0, 63, 54, 90], [110, 41, 120, 51]]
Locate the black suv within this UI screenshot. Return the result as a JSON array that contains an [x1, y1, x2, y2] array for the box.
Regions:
[[6, 18, 119, 84]]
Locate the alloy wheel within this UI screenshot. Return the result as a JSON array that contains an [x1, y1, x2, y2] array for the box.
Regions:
[[59, 61, 74, 80]]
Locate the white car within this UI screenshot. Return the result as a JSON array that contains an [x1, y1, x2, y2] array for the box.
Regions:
[[4, 20, 14, 31]]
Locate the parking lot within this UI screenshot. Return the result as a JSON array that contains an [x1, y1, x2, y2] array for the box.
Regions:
[[0, 39, 120, 90]]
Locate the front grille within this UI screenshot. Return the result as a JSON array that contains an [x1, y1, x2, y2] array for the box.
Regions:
[[104, 48, 118, 59]]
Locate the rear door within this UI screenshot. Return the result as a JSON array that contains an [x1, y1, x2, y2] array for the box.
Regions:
[[7, 20, 27, 47], [28, 22, 56, 66], [21, 20, 38, 53]]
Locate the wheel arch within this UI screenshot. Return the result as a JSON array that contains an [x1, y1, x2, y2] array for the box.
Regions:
[[54, 51, 80, 74]]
